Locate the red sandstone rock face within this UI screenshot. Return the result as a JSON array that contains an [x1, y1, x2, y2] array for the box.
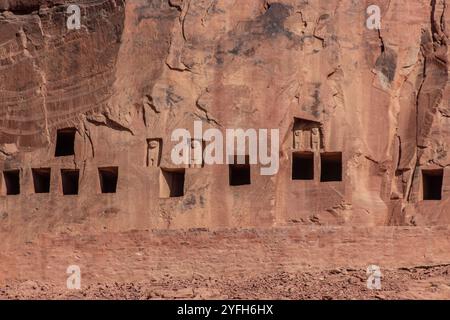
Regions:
[[0, 0, 450, 253], [2, 0, 450, 300], [2, 0, 450, 233]]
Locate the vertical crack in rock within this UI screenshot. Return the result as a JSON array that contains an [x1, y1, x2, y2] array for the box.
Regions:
[[396, 135, 402, 171], [375, 28, 397, 84], [80, 117, 95, 158], [35, 15, 50, 145], [377, 29, 385, 53], [407, 0, 448, 203]]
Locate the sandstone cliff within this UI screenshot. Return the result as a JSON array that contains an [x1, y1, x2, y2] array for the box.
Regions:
[[1, 0, 450, 239]]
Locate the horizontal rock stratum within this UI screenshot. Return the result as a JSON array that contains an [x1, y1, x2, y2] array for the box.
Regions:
[[1, 0, 450, 299]]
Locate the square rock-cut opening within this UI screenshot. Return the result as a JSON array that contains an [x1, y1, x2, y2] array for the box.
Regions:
[[32, 168, 51, 193], [422, 169, 443, 200], [160, 168, 185, 198], [320, 152, 342, 182], [98, 167, 119, 194], [292, 152, 314, 180], [3, 170, 20, 195], [229, 155, 251, 186], [61, 169, 79, 195], [55, 128, 76, 157]]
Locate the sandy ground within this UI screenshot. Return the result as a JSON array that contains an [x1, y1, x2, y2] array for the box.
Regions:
[[1, 264, 449, 300]]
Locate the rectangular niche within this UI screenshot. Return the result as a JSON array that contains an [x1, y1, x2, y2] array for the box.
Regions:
[[292, 152, 314, 180], [98, 167, 119, 194], [160, 168, 185, 198], [293, 117, 322, 151], [422, 169, 443, 200], [229, 155, 251, 186], [55, 128, 76, 157], [32, 168, 51, 193], [3, 170, 20, 195], [320, 152, 342, 182], [147, 138, 162, 167], [61, 169, 79, 195]]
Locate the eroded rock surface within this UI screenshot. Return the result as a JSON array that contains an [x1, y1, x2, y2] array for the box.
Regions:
[[1, 0, 450, 297]]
